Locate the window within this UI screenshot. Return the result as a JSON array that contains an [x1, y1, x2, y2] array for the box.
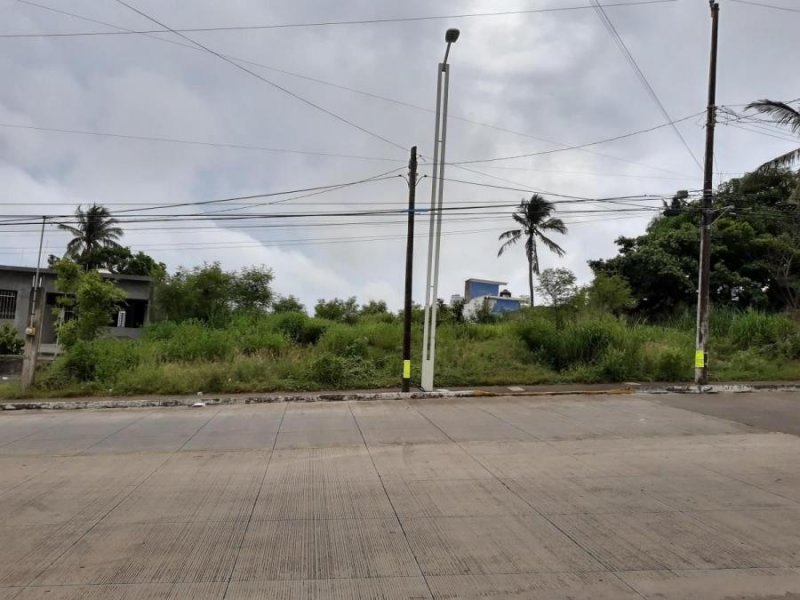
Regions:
[[0, 290, 17, 320]]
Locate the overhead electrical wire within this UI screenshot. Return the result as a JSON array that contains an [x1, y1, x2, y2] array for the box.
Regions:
[[728, 0, 800, 13], [13, 0, 691, 177], [0, 123, 405, 163], [110, 1, 409, 154], [3, 0, 678, 38], [589, 0, 703, 171], [448, 112, 704, 165]]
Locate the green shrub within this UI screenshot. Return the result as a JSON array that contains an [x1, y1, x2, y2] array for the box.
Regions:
[[319, 326, 368, 358], [654, 348, 689, 381], [0, 324, 23, 355], [598, 347, 633, 381], [157, 322, 234, 362], [92, 339, 142, 382], [143, 321, 180, 341], [309, 353, 347, 386], [727, 311, 794, 350], [271, 312, 327, 344], [58, 341, 99, 382], [517, 317, 626, 371]]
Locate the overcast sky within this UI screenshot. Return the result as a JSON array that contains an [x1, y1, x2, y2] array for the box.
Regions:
[[0, 0, 797, 308]]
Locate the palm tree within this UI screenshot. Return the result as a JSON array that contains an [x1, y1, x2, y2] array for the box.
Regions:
[[58, 204, 123, 263], [497, 194, 567, 306], [746, 99, 800, 201]]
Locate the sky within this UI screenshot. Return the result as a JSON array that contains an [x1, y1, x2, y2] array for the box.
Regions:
[[0, 0, 797, 309]]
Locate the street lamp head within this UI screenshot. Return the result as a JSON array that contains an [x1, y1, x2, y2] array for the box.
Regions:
[[445, 28, 460, 43]]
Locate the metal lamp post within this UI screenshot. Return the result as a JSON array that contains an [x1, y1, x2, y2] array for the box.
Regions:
[[421, 28, 460, 392]]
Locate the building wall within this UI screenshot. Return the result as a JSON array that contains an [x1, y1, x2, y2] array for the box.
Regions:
[[0, 268, 152, 346], [0, 271, 36, 334], [490, 297, 522, 314], [464, 280, 501, 302]]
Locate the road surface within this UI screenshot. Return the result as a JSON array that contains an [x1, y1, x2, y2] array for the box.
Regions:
[[1, 392, 800, 599]]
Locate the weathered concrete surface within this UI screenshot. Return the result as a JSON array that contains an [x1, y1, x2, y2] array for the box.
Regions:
[[1, 393, 800, 598]]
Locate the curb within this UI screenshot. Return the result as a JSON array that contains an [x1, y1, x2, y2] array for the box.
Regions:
[[2, 383, 798, 411], [0, 387, 638, 411], [642, 383, 800, 395], [0, 390, 479, 411]]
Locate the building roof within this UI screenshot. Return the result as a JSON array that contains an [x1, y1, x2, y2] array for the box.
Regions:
[[0, 264, 152, 283], [465, 278, 507, 286]]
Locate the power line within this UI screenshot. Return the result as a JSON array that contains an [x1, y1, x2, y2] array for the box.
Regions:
[[728, 0, 800, 13], [111, 1, 409, 154], [448, 112, 704, 165], [0, 123, 405, 163], [15, 1, 689, 178], [589, 0, 703, 171], [114, 169, 405, 214], [4, 0, 678, 38]]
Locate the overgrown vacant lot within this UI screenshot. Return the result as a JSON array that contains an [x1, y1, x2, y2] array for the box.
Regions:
[[4, 307, 800, 399]]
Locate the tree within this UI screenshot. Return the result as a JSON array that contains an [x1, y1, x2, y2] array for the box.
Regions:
[[52, 258, 126, 348], [590, 169, 800, 318], [587, 273, 635, 316], [58, 204, 123, 265], [72, 245, 166, 278], [0, 324, 23, 355], [272, 295, 306, 314], [360, 300, 390, 316], [498, 194, 567, 306], [537, 268, 577, 325], [537, 268, 577, 307], [155, 263, 234, 325], [230, 266, 274, 312], [314, 297, 359, 324], [746, 99, 800, 202]]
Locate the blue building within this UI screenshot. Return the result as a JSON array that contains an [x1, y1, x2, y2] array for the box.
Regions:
[[462, 278, 524, 319]]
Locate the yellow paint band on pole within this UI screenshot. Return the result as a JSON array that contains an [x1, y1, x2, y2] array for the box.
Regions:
[[403, 360, 411, 378], [694, 350, 705, 369]]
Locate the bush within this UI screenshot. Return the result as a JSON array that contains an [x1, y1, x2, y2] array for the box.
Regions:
[[727, 311, 794, 350], [309, 353, 347, 386], [518, 317, 624, 371], [314, 297, 359, 324], [654, 348, 689, 381], [58, 341, 99, 382], [157, 322, 235, 362], [319, 326, 368, 358], [271, 312, 327, 345], [0, 324, 23, 355]]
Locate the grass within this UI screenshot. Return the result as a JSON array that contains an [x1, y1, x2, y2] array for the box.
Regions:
[[3, 307, 800, 400]]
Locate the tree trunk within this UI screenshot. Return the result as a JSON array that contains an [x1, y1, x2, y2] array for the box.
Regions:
[[528, 253, 534, 307]]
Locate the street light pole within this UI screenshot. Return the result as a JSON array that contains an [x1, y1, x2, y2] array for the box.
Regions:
[[695, 1, 720, 386], [421, 28, 459, 392]]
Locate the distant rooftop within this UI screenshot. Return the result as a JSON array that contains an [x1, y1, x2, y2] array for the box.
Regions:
[[0, 264, 152, 282], [465, 278, 507, 286]]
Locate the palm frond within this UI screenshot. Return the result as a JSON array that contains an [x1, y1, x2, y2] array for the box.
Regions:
[[536, 232, 566, 257], [511, 212, 528, 228], [747, 100, 800, 134], [497, 230, 522, 256], [540, 217, 567, 235], [755, 147, 800, 173]]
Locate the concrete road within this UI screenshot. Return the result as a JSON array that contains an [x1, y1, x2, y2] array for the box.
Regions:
[[1, 393, 800, 599]]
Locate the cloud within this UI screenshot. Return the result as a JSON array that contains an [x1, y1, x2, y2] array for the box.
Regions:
[[0, 0, 796, 311]]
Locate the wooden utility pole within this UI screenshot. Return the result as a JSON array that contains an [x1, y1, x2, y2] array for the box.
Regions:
[[695, 1, 720, 386], [402, 146, 418, 392]]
